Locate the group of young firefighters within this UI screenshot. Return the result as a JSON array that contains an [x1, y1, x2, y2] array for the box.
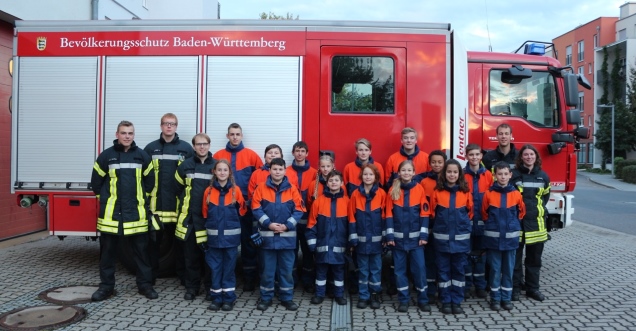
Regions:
[[90, 113, 551, 315]]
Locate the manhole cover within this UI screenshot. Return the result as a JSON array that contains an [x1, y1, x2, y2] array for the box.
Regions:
[[0, 305, 86, 330], [38, 286, 102, 305]]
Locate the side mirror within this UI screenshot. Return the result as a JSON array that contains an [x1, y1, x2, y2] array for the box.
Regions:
[[574, 126, 590, 139], [565, 109, 581, 125], [563, 73, 579, 107], [578, 74, 591, 90], [507, 65, 533, 78], [552, 133, 574, 143], [547, 142, 566, 155]]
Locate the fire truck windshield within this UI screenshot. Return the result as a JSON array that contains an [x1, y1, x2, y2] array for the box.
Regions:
[[489, 70, 559, 128]]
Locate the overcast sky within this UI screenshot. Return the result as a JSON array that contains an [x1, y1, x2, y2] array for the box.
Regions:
[[220, 0, 624, 53]]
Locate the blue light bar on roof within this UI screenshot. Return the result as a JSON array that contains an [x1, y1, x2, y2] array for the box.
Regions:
[[524, 43, 545, 56]]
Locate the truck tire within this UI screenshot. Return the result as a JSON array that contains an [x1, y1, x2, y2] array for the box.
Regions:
[[117, 230, 177, 278]]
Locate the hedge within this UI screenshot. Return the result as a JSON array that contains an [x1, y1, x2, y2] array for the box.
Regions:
[[615, 159, 636, 179], [622, 165, 636, 184]]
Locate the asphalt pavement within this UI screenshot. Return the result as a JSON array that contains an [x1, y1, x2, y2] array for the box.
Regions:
[[1, 219, 636, 330]]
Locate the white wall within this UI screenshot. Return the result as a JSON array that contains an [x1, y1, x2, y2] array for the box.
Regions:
[[0, 0, 92, 20], [0, 0, 219, 21], [98, 0, 147, 20], [149, 0, 219, 19]]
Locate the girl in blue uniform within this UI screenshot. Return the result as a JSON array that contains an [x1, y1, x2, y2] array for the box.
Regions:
[[385, 160, 431, 313], [203, 159, 246, 311], [430, 159, 473, 315]]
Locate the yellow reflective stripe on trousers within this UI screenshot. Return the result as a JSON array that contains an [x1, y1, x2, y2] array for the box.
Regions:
[[104, 168, 119, 222], [195, 230, 207, 244], [93, 162, 106, 177]]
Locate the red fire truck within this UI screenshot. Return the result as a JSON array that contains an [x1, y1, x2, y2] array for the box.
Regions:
[[11, 20, 588, 273]]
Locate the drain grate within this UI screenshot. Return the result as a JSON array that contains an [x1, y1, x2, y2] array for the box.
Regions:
[[0, 305, 86, 330], [38, 285, 100, 305]]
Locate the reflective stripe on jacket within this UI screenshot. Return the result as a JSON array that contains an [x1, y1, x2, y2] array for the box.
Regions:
[[251, 176, 304, 250], [512, 165, 551, 244], [464, 165, 493, 240], [385, 180, 430, 251], [144, 133, 193, 223], [348, 184, 386, 255], [174, 153, 216, 243], [307, 189, 354, 264], [91, 140, 154, 235], [430, 184, 473, 254], [481, 183, 526, 251], [202, 182, 246, 248]]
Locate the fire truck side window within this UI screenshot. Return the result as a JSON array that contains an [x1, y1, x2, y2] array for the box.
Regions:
[[331, 56, 394, 113], [489, 70, 559, 128]]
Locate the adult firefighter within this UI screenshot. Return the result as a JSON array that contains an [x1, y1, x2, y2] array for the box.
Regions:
[[511, 144, 550, 302], [175, 133, 216, 301], [90, 120, 158, 301], [144, 113, 194, 283]]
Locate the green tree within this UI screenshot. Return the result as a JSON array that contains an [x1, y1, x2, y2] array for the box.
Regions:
[[259, 12, 299, 20], [594, 55, 636, 163], [599, 47, 609, 105]]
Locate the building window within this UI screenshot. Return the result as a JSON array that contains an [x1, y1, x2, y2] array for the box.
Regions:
[[566, 45, 572, 65], [331, 56, 395, 113], [619, 29, 627, 41], [578, 66, 584, 75], [588, 63, 592, 74], [588, 115, 592, 127], [577, 40, 584, 62], [593, 34, 598, 48], [578, 92, 584, 112]]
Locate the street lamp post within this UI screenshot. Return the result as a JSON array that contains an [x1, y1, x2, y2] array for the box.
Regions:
[[598, 104, 615, 176]]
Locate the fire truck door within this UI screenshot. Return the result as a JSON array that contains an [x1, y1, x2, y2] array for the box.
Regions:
[[319, 46, 406, 169]]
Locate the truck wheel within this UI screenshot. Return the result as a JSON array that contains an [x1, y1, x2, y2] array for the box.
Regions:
[[117, 229, 177, 278], [547, 215, 562, 231]]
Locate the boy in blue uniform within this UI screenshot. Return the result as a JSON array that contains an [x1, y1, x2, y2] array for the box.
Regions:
[[252, 158, 304, 311], [482, 161, 525, 311]]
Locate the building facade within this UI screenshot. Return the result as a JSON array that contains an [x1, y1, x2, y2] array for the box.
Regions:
[[592, 2, 636, 167], [0, 0, 219, 240], [553, 16, 618, 166]]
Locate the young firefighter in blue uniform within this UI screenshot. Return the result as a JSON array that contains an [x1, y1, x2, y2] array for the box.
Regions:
[[463, 144, 493, 299], [202, 159, 247, 311], [285, 141, 319, 293], [174, 133, 215, 301], [385, 160, 431, 313], [90, 120, 158, 301], [348, 164, 386, 309], [482, 161, 526, 311], [431, 159, 473, 315], [307, 170, 355, 306], [252, 158, 304, 311], [214, 123, 263, 290], [420, 150, 447, 303]]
